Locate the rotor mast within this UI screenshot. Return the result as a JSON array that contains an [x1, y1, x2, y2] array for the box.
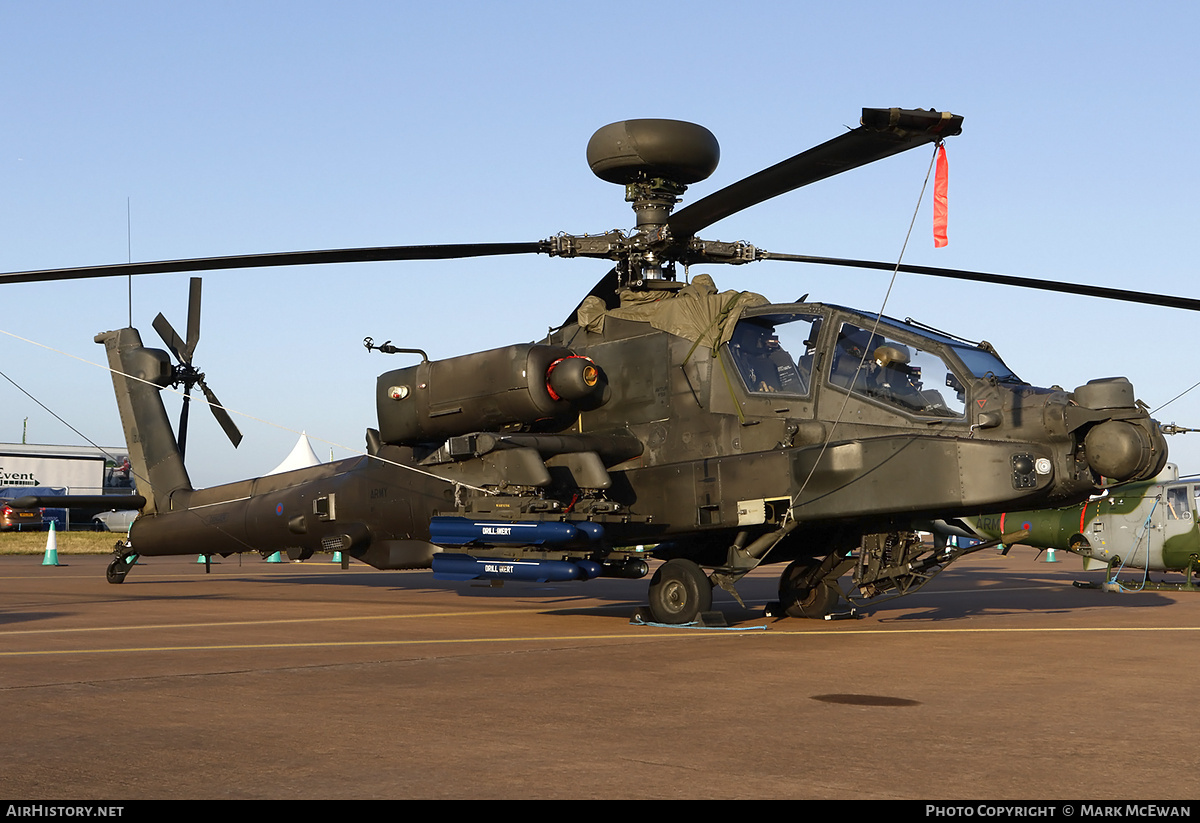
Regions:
[[546, 108, 965, 291], [577, 118, 721, 287], [623, 176, 685, 284]]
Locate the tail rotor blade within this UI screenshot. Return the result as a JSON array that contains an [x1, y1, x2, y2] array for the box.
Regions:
[[152, 278, 241, 451], [199, 379, 243, 448], [152, 313, 192, 365], [178, 391, 192, 460], [185, 277, 202, 358]]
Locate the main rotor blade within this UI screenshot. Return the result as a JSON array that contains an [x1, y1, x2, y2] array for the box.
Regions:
[[561, 266, 620, 328], [667, 108, 962, 242], [762, 252, 1200, 313], [0, 242, 546, 284], [152, 312, 192, 365], [198, 379, 243, 449]]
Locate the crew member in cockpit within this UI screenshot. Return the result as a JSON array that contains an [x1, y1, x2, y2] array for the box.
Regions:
[[871, 344, 923, 404], [765, 333, 806, 393], [731, 324, 803, 393]]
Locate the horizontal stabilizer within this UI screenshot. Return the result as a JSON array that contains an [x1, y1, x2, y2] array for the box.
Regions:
[[10, 494, 146, 510]]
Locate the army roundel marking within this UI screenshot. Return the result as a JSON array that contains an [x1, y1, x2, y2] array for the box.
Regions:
[[276, 503, 284, 516]]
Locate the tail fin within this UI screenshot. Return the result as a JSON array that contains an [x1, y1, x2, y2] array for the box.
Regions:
[[95, 327, 193, 514]]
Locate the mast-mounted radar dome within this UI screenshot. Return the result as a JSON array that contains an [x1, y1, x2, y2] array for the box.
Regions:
[[586, 120, 719, 186]]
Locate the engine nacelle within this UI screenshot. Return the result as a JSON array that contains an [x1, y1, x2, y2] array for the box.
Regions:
[[376, 344, 608, 445]]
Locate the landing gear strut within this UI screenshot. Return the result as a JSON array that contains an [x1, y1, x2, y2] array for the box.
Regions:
[[647, 558, 713, 624]]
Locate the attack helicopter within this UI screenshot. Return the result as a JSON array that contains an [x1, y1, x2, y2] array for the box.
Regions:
[[4, 106, 1194, 624], [934, 458, 1200, 590]]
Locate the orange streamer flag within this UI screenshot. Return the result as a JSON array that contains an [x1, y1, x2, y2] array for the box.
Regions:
[[933, 144, 949, 248]]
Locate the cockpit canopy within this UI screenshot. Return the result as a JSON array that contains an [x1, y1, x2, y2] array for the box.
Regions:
[[727, 308, 1023, 419]]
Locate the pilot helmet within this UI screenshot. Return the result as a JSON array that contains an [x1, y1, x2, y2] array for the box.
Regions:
[[873, 344, 910, 369]]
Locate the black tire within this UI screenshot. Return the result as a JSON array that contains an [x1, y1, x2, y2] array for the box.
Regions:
[[647, 559, 713, 624], [106, 557, 129, 584], [779, 559, 839, 618]]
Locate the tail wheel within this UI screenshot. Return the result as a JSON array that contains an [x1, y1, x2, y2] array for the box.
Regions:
[[647, 559, 713, 624], [106, 556, 130, 584], [779, 559, 840, 618], [106, 545, 136, 584]]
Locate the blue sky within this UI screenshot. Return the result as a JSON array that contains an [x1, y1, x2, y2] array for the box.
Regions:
[[2, 1, 1198, 487]]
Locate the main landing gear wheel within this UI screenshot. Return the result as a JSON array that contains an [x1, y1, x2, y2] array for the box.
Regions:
[[647, 558, 713, 624], [779, 559, 839, 619]]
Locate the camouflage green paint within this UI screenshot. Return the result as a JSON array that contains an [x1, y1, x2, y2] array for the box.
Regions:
[[1161, 511, 1200, 571], [967, 474, 1200, 573]]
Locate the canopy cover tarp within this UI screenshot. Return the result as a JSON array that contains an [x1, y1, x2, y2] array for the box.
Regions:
[[575, 274, 768, 351]]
